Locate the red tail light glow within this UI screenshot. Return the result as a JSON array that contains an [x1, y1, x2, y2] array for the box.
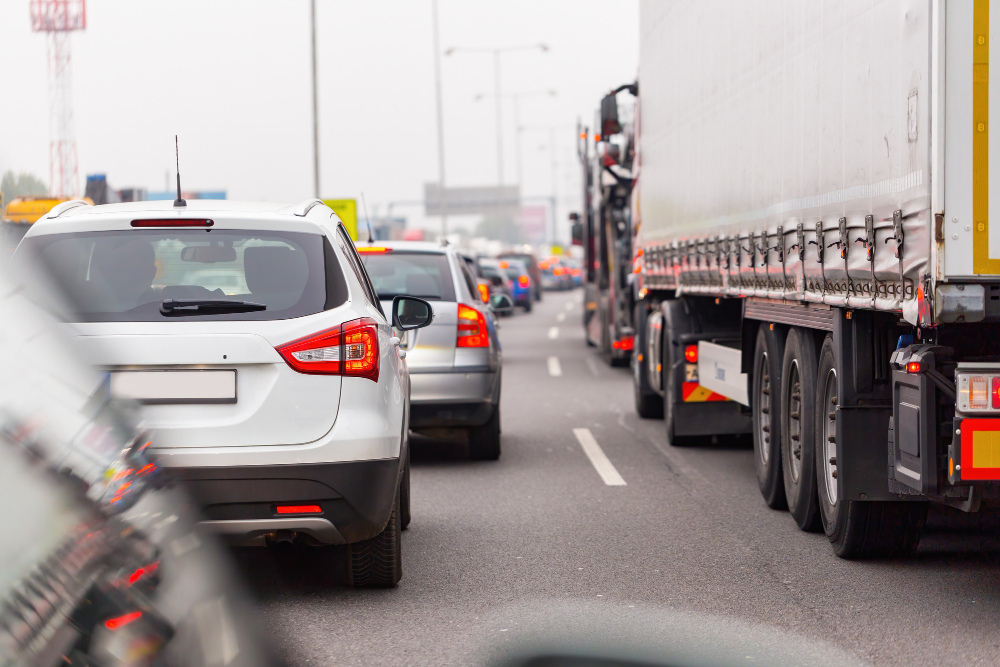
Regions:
[[498, 260, 510, 269], [276, 505, 323, 514], [277, 318, 379, 382], [684, 345, 698, 363], [906, 361, 922, 374], [477, 283, 490, 303], [539, 262, 551, 269], [993, 377, 1000, 409], [518, 275, 530, 287], [131, 219, 213, 227], [105, 611, 142, 630], [620, 336, 634, 351], [457, 304, 489, 348], [553, 267, 565, 276], [572, 268, 581, 277]]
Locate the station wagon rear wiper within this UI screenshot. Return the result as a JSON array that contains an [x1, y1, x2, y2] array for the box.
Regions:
[[160, 298, 267, 315]]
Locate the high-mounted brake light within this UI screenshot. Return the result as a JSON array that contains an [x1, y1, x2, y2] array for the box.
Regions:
[[356, 246, 391, 253], [684, 345, 698, 363], [276, 505, 322, 514], [518, 275, 530, 287], [131, 219, 213, 227], [477, 283, 490, 303], [457, 304, 489, 348], [277, 318, 379, 382]]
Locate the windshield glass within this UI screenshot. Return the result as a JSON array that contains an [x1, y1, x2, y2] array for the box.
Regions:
[[16, 229, 336, 322], [362, 251, 456, 301]]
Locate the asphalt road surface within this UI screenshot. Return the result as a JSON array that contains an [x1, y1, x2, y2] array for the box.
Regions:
[[239, 291, 1000, 667]]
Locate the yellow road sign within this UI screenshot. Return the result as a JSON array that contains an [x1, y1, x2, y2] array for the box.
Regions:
[[323, 199, 358, 240]]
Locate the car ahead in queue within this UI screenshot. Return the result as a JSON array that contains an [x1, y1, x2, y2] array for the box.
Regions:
[[13, 198, 434, 588], [497, 258, 533, 312], [497, 250, 543, 302], [356, 241, 504, 460], [0, 262, 274, 665], [539, 257, 574, 291]]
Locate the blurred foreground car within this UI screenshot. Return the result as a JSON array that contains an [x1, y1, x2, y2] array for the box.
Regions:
[[0, 265, 273, 666], [14, 199, 433, 588], [358, 241, 504, 460]]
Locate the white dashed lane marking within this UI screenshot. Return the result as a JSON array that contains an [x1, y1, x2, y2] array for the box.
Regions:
[[547, 356, 562, 377], [548, 327, 559, 340], [573, 428, 627, 486], [556, 312, 566, 323]]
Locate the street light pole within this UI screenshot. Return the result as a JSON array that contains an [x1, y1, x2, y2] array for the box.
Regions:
[[473, 89, 556, 191], [310, 0, 320, 200], [493, 50, 504, 186], [431, 0, 447, 236]]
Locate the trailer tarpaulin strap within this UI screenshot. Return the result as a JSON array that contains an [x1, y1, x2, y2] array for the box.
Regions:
[[974, 0, 1000, 273]]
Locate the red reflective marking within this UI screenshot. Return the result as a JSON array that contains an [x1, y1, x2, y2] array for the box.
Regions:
[[276, 505, 322, 514], [105, 611, 142, 630]]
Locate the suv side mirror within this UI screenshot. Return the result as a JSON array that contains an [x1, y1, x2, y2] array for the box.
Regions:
[[392, 296, 434, 330]]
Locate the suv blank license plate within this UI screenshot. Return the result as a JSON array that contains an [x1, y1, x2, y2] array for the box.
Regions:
[[109, 370, 237, 404]]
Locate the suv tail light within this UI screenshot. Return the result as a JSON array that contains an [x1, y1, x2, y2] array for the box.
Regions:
[[277, 318, 380, 382], [457, 304, 489, 348]]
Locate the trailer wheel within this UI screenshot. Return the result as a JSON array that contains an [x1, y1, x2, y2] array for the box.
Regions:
[[814, 335, 927, 558], [779, 329, 821, 531], [752, 324, 787, 510], [633, 302, 664, 419]]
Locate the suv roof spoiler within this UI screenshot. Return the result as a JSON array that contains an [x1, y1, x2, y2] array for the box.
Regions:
[[293, 199, 326, 217], [47, 200, 92, 219]]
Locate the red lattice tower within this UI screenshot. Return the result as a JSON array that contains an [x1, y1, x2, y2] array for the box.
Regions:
[[30, 0, 86, 197]]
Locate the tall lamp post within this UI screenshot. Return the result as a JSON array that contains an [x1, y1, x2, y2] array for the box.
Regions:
[[473, 89, 556, 189], [522, 125, 571, 244], [310, 0, 320, 199], [445, 43, 548, 187]]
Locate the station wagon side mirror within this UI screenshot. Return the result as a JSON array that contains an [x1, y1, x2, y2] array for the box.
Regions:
[[489, 293, 514, 315], [392, 295, 434, 330]]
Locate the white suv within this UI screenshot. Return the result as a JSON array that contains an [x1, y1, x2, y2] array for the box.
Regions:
[[13, 198, 433, 587]]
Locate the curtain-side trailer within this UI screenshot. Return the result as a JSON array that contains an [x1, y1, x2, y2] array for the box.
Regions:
[[621, 0, 1000, 558]]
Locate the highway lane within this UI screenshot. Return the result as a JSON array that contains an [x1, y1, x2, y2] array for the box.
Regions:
[[241, 291, 1000, 666]]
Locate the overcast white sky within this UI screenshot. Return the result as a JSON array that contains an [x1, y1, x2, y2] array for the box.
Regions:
[[0, 0, 638, 235]]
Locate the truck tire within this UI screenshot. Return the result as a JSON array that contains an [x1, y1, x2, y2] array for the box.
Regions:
[[814, 336, 927, 558], [346, 485, 402, 587], [633, 302, 664, 419], [752, 323, 787, 510], [469, 404, 501, 460], [780, 329, 820, 531]]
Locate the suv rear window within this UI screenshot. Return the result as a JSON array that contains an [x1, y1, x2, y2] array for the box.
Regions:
[[16, 229, 345, 322], [361, 251, 456, 301]]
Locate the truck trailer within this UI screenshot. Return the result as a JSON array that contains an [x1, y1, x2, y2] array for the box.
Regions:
[[590, 0, 1000, 558]]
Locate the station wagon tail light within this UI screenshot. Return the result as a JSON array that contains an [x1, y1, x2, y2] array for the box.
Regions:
[[277, 318, 380, 382], [518, 275, 530, 287], [477, 283, 490, 303], [131, 218, 213, 227], [356, 246, 390, 253], [457, 304, 489, 348]]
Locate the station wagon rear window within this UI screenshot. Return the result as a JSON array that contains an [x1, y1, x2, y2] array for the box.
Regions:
[[16, 229, 347, 322], [361, 251, 456, 301]]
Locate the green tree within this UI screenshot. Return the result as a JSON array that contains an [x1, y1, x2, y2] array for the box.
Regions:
[[1, 171, 48, 200]]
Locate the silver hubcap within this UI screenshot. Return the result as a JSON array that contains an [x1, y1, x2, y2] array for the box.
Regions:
[[756, 352, 771, 465], [785, 360, 802, 482], [822, 368, 839, 506]]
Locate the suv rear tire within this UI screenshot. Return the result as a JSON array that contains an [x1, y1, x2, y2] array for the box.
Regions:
[[346, 485, 402, 587], [469, 405, 501, 460], [400, 448, 411, 530]]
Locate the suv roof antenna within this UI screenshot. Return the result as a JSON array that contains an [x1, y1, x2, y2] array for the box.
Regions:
[[361, 192, 374, 243], [173, 135, 186, 207]]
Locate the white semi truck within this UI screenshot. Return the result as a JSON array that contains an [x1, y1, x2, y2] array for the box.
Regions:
[[587, 0, 1000, 558]]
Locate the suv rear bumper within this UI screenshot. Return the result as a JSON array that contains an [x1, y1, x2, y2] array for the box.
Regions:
[[171, 458, 400, 545], [409, 369, 499, 428]]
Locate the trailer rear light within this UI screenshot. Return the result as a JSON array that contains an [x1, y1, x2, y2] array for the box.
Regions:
[[684, 345, 698, 363], [906, 361, 922, 373], [612, 336, 634, 351], [105, 611, 142, 630], [130, 218, 213, 227], [477, 283, 490, 303], [355, 246, 391, 253], [994, 378, 1000, 410], [276, 505, 322, 514], [518, 275, 530, 287], [277, 318, 379, 381], [457, 304, 489, 348]]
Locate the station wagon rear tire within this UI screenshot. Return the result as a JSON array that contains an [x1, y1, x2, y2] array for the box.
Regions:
[[400, 448, 411, 530], [469, 405, 501, 460], [346, 485, 402, 588]]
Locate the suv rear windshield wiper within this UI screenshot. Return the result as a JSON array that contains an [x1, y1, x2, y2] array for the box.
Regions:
[[160, 298, 267, 315]]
